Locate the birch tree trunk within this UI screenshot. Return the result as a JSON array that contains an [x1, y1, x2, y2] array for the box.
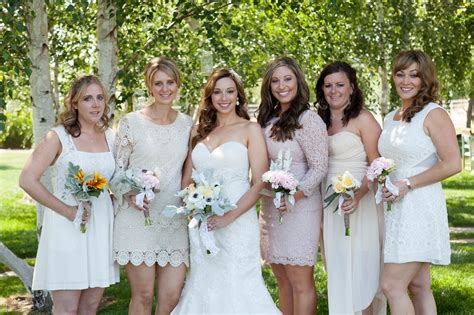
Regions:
[[97, 0, 118, 118], [24, 0, 54, 310]]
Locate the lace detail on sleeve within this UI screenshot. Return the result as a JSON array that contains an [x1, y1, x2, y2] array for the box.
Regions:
[[110, 116, 134, 214], [295, 111, 329, 196]]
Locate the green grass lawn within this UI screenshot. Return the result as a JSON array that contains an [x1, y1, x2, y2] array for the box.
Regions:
[[1, 150, 473, 314]]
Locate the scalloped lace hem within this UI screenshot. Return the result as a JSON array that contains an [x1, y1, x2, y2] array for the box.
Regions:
[[114, 250, 189, 267], [263, 255, 316, 266]]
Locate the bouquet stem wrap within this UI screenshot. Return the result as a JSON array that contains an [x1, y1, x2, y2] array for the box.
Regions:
[[136, 189, 156, 225], [188, 217, 220, 264], [73, 200, 91, 233], [336, 196, 351, 236], [374, 176, 399, 211], [261, 190, 295, 224]]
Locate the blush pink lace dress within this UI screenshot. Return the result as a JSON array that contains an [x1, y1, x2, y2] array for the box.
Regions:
[[260, 110, 328, 266]]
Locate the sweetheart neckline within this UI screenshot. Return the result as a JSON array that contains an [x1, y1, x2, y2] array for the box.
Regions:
[[196, 141, 248, 154]]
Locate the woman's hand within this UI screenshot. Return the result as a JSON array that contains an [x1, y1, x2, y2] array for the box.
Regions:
[[341, 194, 361, 214], [207, 212, 235, 231], [382, 180, 409, 203], [125, 192, 150, 211]]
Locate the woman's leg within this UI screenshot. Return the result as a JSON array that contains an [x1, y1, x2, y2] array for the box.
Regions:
[[271, 263, 293, 315], [77, 287, 105, 315], [51, 290, 81, 314], [155, 263, 186, 315], [125, 263, 156, 315], [284, 265, 316, 315], [381, 262, 423, 315], [408, 263, 436, 315]]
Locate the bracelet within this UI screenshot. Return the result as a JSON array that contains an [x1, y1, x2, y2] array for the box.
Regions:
[[404, 178, 413, 190]]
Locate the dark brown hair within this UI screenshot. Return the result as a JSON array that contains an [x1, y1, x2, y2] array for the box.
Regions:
[[59, 75, 110, 137], [257, 56, 310, 142], [192, 68, 249, 147], [315, 61, 364, 129], [392, 50, 439, 122]]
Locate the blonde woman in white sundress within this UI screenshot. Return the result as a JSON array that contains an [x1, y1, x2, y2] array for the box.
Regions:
[[19, 75, 119, 314]]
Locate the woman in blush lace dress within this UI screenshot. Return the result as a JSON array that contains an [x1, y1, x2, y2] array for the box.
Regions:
[[172, 68, 280, 314], [257, 57, 328, 315], [110, 56, 192, 314], [379, 50, 461, 315], [316, 61, 386, 315], [19, 76, 119, 314]]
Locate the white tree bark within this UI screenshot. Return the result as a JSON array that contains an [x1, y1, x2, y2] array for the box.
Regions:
[[23, 0, 54, 310], [97, 0, 118, 118]]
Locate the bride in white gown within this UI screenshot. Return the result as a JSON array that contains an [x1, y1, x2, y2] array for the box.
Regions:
[[172, 69, 281, 314]]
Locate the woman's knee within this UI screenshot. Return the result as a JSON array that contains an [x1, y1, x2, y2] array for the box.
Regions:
[[131, 289, 154, 307]]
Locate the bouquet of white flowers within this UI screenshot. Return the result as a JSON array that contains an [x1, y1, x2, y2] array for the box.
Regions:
[[261, 150, 299, 224], [163, 169, 236, 256], [120, 168, 160, 225], [324, 171, 361, 236]]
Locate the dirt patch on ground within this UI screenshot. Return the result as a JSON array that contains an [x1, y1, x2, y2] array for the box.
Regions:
[[0, 295, 37, 314]]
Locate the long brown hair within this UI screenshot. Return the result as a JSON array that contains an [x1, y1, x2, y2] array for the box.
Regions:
[[392, 50, 440, 122], [315, 61, 364, 129], [256, 56, 309, 142], [59, 75, 110, 137], [192, 68, 249, 147]]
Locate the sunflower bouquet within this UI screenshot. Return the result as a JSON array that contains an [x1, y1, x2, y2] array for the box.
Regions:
[[324, 171, 361, 236], [64, 162, 108, 233]]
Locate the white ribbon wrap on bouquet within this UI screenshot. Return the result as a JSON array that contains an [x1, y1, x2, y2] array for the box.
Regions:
[[273, 191, 282, 208], [135, 189, 155, 208], [73, 201, 86, 230], [337, 196, 345, 216], [188, 217, 220, 265], [375, 176, 399, 204]]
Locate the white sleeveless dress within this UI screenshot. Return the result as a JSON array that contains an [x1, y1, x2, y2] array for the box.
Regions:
[[378, 103, 451, 265], [172, 141, 281, 314], [32, 125, 119, 290]]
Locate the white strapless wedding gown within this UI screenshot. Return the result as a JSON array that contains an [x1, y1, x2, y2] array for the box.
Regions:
[[172, 141, 281, 314]]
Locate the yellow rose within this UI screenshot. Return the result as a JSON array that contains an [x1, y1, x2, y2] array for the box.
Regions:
[[333, 181, 345, 194], [341, 174, 354, 188]]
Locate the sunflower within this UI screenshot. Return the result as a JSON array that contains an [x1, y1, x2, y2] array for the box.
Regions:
[[86, 172, 108, 190], [74, 169, 85, 184]]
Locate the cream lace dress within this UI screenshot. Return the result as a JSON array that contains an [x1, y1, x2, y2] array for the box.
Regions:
[[110, 111, 193, 267]]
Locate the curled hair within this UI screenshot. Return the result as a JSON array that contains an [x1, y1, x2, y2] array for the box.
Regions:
[[256, 57, 310, 142], [59, 75, 110, 137], [392, 50, 439, 122], [193, 68, 249, 147], [315, 61, 364, 129], [144, 56, 181, 95]]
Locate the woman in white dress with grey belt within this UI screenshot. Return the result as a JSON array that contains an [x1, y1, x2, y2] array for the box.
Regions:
[[378, 50, 461, 315]]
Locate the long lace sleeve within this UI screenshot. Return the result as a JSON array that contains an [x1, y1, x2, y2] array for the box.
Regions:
[[295, 110, 329, 196], [110, 116, 134, 214]]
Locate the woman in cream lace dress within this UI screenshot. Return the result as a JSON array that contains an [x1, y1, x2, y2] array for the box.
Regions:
[[316, 62, 386, 315], [110, 57, 192, 314]]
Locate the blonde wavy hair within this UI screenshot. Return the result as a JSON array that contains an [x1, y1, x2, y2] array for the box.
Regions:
[[392, 50, 440, 122], [58, 75, 110, 137], [144, 56, 181, 95]]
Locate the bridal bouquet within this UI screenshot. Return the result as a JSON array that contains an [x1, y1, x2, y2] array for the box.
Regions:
[[261, 150, 299, 224], [163, 169, 236, 256], [324, 171, 361, 236], [367, 157, 398, 211], [120, 168, 160, 225], [64, 162, 108, 233]]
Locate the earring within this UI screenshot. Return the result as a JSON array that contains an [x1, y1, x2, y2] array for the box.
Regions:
[[236, 98, 240, 107]]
